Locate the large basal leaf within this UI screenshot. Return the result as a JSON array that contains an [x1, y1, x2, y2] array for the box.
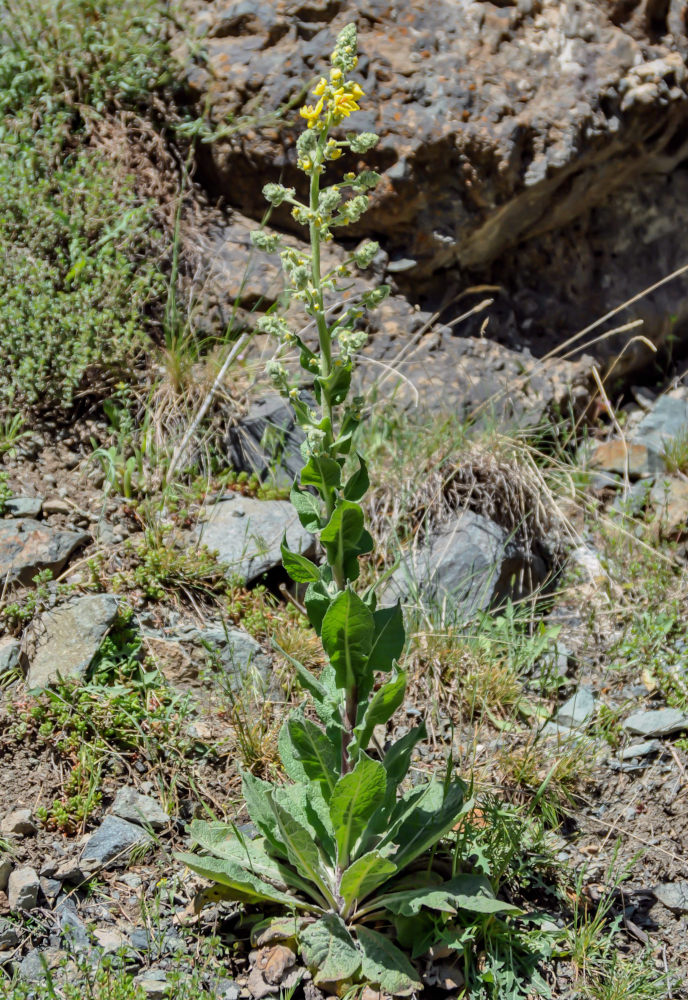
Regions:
[[290, 483, 322, 532], [321, 588, 374, 690], [356, 926, 422, 996], [339, 850, 397, 907], [329, 754, 387, 865], [378, 780, 467, 869], [241, 772, 287, 857], [281, 538, 321, 583], [273, 782, 336, 865], [285, 713, 340, 795], [305, 579, 332, 636], [367, 602, 405, 673], [300, 913, 362, 986], [380, 874, 521, 917], [353, 670, 407, 757], [175, 851, 317, 910], [342, 454, 369, 502], [268, 793, 336, 905]]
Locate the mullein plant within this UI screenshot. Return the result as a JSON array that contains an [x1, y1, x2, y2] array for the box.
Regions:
[[178, 24, 519, 994]]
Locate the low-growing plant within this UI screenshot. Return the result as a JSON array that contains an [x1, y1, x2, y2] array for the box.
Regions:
[[178, 26, 539, 996]]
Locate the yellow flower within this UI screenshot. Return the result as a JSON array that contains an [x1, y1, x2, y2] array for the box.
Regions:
[[330, 67, 343, 82], [299, 97, 324, 128], [331, 87, 361, 119], [313, 77, 327, 97]]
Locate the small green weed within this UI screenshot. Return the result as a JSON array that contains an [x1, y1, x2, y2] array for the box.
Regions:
[[662, 428, 688, 475], [0, 569, 75, 634]]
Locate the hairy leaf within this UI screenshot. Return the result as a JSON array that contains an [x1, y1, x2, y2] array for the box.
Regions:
[[290, 483, 322, 532], [368, 602, 405, 673], [339, 851, 397, 907], [330, 754, 387, 864], [242, 772, 286, 857], [268, 793, 335, 903], [300, 913, 361, 985], [382, 722, 427, 790], [320, 501, 365, 576], [353, 671, 406, 756], [176, 852, 317, 910], [385, 780, 468, 870], [286, 713, 339, 795], [321, 588, 374, 690], [305, 579, 332, 636], [301, 455, 341, 491], [281, 539, 321, 583], [342, 454, 369, 502], [273, 782, 336, 865], [380, 874, 520, 917], [356, 926, 422, 996]]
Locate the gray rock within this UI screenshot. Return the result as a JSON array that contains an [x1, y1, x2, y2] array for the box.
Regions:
[[195, 493, 313, 584], [57, 901, 90, 952], [135, 970, 171, 999], [7, 867, 40, 911], [93, 927, 131, 953], [143, 622, 271, 691], [19, 948, 66, 982], [383, 509, 547, 622], [80, 815, 152, 869], [226, 393, 305, 486], [24, 594, 119, 690], [1, 808, 37, 838], [618, 740, 662, 761], [39, 877, 61, 900], [0, 854, 11, 891], [111, 787, 168, 831], [631, 396, 688, 462], [623, 708, 688, 738], [0, 636, 20, 677], [0, 918, 19, 949], [5, 496, 43, 518], [654, 881, 688, 914], [218, 980, 241, 1000], [556, 688, 595, 729], [0, 518, 88, 585]]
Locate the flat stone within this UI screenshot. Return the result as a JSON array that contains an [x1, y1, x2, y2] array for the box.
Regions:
[[618, 740, 662, 761], [588, 439, 659, 477], [0, 854, 11, 891], [623, 708, 688, 738], [7, 867, 40, 911], [649, 478, 688, 536], [0, 636, 20, 677], [0, 518, 88, 585], [0, 918, 19, 949], [93, 927, 131, 953], [24, 594, 119, 690], [111, 787, 168, 831], [144, 622, 271, 691], [1, 808, 37, 838], [80, 815, 152, 869], [654, 881, 688, 914], [135, 970, 172, 999], [195, 493, 313, 584], [5, 496, 43, 518], [555, 688, 596, 729], [383, 509, 547, 622], [19, 948, 67, 982]]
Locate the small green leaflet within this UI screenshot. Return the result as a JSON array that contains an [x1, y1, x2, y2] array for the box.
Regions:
[[305, 579, 332, 637], [321, 589, 374, 690], [342, 454, 369, 502], [329, 754, 387, 865], [280, 538, 321, 583], [300, 913, 361, 986], [356, 926, 422, 996], [353, 670, 406, 756], [290, 483, 322, 532], [382, 722, 427, 789], [339, 851, 397, 906]]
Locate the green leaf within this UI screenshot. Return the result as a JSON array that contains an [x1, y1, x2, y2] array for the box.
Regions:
[[280, 538, 321, 583], [273, 782, 336, 865], [300, 913, 361, 986], [382, 722, 427, 789], [343, 454, 369, 502], [330, 754, 387, 865], [320, 500, 365, 574], [175, 851, 316, 910], [384, 780, 467, 870], [339, 851, 397, 906], [380, 874, 520, 917], [321, 588, 374, 690], [241, 772, 286, 856], [290, 483, 322, 532], [368, 602, 405, 672], [286, 713, 339, 795], [356, 926, 422, 996], [305, 579, 332, 636], [301, 456, 341, 491], [353, 671, 406, 756], [267, 793, 336, 904], [272, 641, 328, 704]]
